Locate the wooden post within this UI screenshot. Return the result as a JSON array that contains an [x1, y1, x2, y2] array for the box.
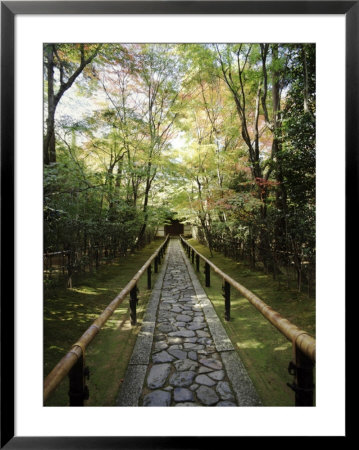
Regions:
[[294, 346, 314, 406], [147, 264, 152, 290], [68, 353, 89, 406], [196, 254, 200, 272], [130, 284, 138, 325], [223, 280, 231, 321], [191, 249, 194, 264], [154, 256, 158, 273], [205, 262, 210, 287], [288, 344, 315, 406]]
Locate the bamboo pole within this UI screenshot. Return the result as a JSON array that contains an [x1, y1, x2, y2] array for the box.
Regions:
[[180, 236, 315, 362], [44, 235, 170, 402]]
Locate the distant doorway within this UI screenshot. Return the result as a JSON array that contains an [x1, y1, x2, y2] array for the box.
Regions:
[[164, 220, 184, 236]]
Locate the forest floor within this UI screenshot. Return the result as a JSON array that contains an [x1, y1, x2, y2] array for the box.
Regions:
[[186, 238, 316, 406], [43, 239, 162, 406]]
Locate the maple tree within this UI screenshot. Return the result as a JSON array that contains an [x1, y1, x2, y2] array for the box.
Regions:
[[44, 43, 315, 290]]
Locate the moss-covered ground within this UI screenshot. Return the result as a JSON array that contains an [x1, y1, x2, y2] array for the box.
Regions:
[[186, 239, 316, 406], [44, 239, 163, 406]]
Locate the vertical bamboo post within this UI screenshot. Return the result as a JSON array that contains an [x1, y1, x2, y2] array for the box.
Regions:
[[205, 262, 210, 287], [130, 284, 138, 325], [294, 346, 315, 406], [147, 264, 152, 290], [288, 341, 315, 406], [154, 256, 158, 273], [223, 280, 231, 321], [68, 352, 88, 406], [196, 254, 200, 272]]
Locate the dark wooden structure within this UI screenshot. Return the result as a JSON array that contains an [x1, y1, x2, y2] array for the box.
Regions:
[[164, 219, 184, 236]]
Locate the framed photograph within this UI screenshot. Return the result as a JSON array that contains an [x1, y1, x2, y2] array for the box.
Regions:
[[1, 1, 352, 447]]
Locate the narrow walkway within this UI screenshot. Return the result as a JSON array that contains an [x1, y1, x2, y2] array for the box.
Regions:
[[117, 238, 261, 407]]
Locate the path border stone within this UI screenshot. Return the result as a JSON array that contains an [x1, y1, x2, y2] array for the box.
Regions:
[[116, 247, 170, 406]]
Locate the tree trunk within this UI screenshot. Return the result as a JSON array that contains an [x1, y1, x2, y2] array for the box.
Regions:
[[137, 176, 152, 246], [302, 45, 310, 114], [44, 44, 101, 165], [272, 44, 287, 270], [44, 45, 56, 164]]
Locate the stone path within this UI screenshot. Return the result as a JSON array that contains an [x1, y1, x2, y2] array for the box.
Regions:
[[117, 238, 261, 407]]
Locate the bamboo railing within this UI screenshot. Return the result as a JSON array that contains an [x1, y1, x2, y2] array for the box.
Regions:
[[180, 235, 315, 406], [44, 235, 170, 405]]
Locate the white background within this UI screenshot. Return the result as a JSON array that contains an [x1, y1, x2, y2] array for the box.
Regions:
[[15, 14, 345, 436]]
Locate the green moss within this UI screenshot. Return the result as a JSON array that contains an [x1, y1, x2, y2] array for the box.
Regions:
[[187, 239, 315, 406], [44, 239, 163, 406]]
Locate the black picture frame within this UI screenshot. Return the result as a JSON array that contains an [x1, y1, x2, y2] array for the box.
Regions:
[[1, 1, 352, 447]]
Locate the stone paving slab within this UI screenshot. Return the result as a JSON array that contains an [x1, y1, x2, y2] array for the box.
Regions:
[[117, 238, 261, 407]]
